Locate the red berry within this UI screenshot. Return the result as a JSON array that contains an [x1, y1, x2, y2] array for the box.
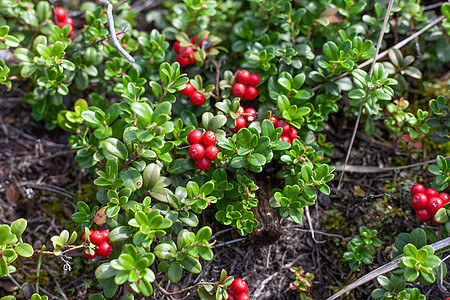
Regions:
[[432, 217, 444, 225], [83, 247, 97, 259], [65, 17, 74, 26], [187, 129, 203, 145], [180, 46, 195, 58], [411, 184, 425, 195], [416, 209, 431, 222], [100, 230, 110, 242], [54, 7, 67, 23], [285, 128, 297, 141], [82, 229, 93, 242], [205, 145, 219, 160], [244, 108, 256, 122], [236, 106, 244, 114], [244, 86, 258, 100], [177, 55, 189, 67], [190, 91, 206, 106], [249, 73, 261, 86], [187, 54, 196, 64], [232, 83, 246, 98], [233, 117, 247, 131], [202, 131, 217, 146], [196, 157, 211, 170], [269, 116, 277, 124], [411, 193, 428, 210], [236, 293, 250, 300], [275, 120, 290, 135], [236, 70, 251, 84], [188, 144, 205, 160], [427, 197, 444, 214], [438, 193, 449, 204], [90, 231, 104, 246], [230, 278, 249, 294], [191, 34, 208, 47], [181, 82, 196, 96], [425, 188, 438, 199], [281, 136, 291, 143], [97, 242, 112, 257], [299, 157, 307, 163], [174, 41, 182, 54], [227, 290, 236, 300]]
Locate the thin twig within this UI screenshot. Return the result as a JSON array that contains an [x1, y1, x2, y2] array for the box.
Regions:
[[154, 280, 215, 296], [333, 156, 450, 173], [327, 236, 450, 300], [312, 15, 445, 92], [66, 27, 130, 55], [35, 244, 85, 256], [98, 0, 135, 63], [337, 0, 395, 189]]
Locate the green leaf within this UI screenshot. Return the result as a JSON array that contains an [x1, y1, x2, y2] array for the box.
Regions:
[[180, 256, 202, 274], [208, 115, 227, 131], [154, 243, 175, 259], [10, 219, 27, 238], [14, 243, 34, 257], [168, 262, 183, 283], [131, 102, 153, 124], [105, 138, 128, 160], [109, 226, 132, 242], [119, 167, 143, 191], [96, 263, 120, 280]]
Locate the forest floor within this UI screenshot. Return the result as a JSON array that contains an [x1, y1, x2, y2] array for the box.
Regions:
[[1, 91, 449, 300]]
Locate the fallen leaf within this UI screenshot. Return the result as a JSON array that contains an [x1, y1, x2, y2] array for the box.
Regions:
[[94, 206, 107, 225], [5, 184, 20, 205]]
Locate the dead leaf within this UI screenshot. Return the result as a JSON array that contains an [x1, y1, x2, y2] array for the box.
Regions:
[[94, 206, 107, 225], [5, 184, 20, 205], [354, 185, 365, 197]]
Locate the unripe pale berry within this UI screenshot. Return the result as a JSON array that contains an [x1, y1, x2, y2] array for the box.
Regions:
[[188, 144, 205, 160], [232, 83, 246, 98], [187, 129, 203, 145], [236, 106, 244, 114], [236, 70, 251, 84]]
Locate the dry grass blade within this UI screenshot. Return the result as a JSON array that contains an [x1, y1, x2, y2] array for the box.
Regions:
[[327, 236, 450, 300]]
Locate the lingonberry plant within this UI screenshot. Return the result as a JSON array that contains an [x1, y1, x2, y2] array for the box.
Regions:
[[1, 0, 449, 299]]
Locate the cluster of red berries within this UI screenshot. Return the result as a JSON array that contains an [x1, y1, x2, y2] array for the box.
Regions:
[[174, 35, 208, 67], [187, 129, 219, 170], [233, 106, 256, 131], [54, 7, 74, 37], [272, 118, 297, 144], [231, 70, 260, 101], [410, 184, 449, 223], [82, 229, 112, 259], [227, 278, 250, 300], [181, 82, 205, 106]]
